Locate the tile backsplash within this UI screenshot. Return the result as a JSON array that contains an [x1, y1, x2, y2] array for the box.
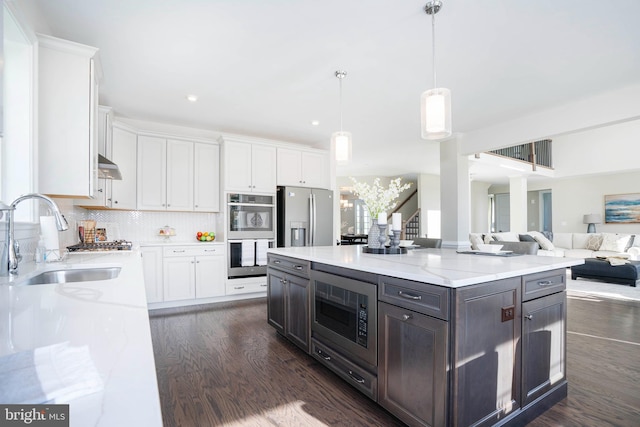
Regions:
[[53, 199, 223, 247]]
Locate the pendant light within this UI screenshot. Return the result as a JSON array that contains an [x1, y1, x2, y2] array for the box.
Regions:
[[332, 70, 352, 165], [421, 1, 452, 140]]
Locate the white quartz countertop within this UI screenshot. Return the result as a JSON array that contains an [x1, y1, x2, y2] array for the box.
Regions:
[[268, 246, 584, 287], [0, 251, 162, 426]]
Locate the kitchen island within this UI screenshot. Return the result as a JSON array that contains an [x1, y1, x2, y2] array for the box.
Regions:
[[266, 246, 583, 427], [0, 251, 162, 426]]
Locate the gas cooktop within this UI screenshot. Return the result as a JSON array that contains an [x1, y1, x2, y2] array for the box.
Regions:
[[67, 240, 133, 252]]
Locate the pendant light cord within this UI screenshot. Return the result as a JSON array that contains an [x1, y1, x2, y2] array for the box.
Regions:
[[431, 9, 437, 89], [339, 75, 344, 132]]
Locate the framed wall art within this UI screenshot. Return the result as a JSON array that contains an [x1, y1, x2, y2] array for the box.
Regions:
[[604, 193, 640, 223]]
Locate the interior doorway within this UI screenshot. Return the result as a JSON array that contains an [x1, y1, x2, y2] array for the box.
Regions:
[[540, 191, 552, 232]]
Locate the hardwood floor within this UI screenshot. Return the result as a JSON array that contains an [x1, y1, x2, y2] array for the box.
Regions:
[[150, 294, 640, 426]]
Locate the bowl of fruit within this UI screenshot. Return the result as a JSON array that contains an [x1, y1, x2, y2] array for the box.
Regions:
[[196, 231, 216, 242]]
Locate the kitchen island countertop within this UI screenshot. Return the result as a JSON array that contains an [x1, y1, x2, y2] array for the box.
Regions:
[[0, 251, 162, 426], [267, 245, 583, 287]]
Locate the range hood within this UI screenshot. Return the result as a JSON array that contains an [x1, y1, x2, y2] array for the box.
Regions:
[[98, 154, 123, 180]]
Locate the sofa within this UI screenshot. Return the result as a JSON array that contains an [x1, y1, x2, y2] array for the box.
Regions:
[[469, 231, 640, 260]]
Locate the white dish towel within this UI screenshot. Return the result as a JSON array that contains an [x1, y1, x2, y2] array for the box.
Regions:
[[256, 240, 269, 266], [241, 240, 256, 267], [0, 342, 103, 404]]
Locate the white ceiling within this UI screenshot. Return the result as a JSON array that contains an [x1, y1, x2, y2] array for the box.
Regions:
[[28, 0, 640, 181]]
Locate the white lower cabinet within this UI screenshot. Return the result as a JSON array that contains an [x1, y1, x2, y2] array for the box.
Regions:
[[226, 276, 268, 295], [141, 246, 163, 303], [162, 245, 225, 302]]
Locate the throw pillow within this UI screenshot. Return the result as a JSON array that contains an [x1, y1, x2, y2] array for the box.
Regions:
[[519, 234, 536, 242], [585, 234, 604, 251], [469, 234, 483, 250], [528, 231, 555, 251], [600, 233, 632, 252]]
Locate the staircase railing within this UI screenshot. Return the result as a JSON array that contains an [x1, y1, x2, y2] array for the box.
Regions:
[[486, 139, 553, 170]]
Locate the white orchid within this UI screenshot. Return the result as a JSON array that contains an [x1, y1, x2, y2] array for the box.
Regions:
[[349, 177, 411, 219]]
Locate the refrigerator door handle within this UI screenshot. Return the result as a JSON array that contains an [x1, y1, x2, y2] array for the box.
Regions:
[[310, 193, 316, 246], [308, 194, 313, 246]]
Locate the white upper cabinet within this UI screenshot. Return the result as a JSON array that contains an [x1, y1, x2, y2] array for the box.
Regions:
[[137, 135, 167, 210], [277, 148, 329, 189], [137, 136, 194, 211], [137, 135, 219, 212], [110, 125, 137, 209], [223, 139, 276, 193], [38, 34, 99, 198], [194, 143, 220, 212], [166, 139, 194, 211]]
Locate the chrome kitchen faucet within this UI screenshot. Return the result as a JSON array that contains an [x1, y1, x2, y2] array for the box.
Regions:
[[1, 193, 69, 276]]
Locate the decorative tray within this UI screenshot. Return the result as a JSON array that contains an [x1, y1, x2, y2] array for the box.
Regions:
[[362, 246, 407, 255]]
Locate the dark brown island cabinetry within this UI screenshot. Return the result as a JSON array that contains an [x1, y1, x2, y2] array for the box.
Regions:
[[267, 252, 568, 427], [267, 254, 311, 353]]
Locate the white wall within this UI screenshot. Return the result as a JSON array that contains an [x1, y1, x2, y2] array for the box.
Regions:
[[470, 181, 491, 232], [551, 171, 640, 234], [418, 174, 440, 237]]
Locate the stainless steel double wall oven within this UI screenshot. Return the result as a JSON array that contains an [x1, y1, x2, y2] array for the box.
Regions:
[[227, 193, 275, 278]]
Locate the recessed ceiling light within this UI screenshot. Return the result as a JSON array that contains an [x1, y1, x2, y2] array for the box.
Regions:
[[186, 95, 198, 102], [311, 120, 320, 126]]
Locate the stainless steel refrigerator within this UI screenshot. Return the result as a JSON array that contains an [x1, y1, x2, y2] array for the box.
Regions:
[[277, 186, 334, 247]]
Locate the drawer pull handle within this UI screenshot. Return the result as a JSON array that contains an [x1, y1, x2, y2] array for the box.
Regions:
[[294, 265, 304, 270], [260, 284, 267, 287], [317, 350, 331, 361], [173, 250, 186, 253], [348, 370, 366, 384], [398, 291, 422, 301], [274, 260, 281, 264], [234, 286, 245, 290], [204, 249, 216, 252], [537, 280, 554, 287], [525, 314, 533, 320], [402, 314, 412, 321]]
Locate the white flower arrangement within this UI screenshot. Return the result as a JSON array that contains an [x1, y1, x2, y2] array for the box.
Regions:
[[349, 177, 411, 219]]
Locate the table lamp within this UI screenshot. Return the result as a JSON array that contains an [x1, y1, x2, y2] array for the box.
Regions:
[[583, 214, 601, 233]]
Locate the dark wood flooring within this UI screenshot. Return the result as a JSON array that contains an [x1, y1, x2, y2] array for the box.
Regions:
[[149, 293, 640, 426]]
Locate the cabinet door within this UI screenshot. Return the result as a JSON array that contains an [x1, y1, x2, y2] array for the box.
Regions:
[[163, 257, 196, 301], [285, 274, 310, 352], [267, 269, 286, 334], [166, 139, 194, 211], [195, 255, 225, 298], [111, 127, 137, 209], [276, 148, 302, 186], [251, 144, 277, 193], [453, 278, 521, 427], [141, 247, 163, 303], [38, 35, 98, 198], [137, 135, 167, 210], [378, 302, 447, 427], [522, 291, 566, 406], [224, 141, 253, 192], [194, 143, 220, 212], [301, 151, 329, 189]]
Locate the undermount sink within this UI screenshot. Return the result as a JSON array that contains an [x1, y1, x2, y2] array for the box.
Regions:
[[18, 267, 122, 286]]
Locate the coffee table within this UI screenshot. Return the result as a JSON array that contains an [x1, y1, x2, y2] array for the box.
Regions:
[[571, 258, 640, 287]]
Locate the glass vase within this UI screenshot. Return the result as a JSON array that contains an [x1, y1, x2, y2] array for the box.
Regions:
[[368, 218, 380, 249]]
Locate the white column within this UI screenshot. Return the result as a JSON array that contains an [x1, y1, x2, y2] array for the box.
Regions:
[[440, 137, 470, 249], [418, 173, 440, 238], [509, 176, 528, 232]]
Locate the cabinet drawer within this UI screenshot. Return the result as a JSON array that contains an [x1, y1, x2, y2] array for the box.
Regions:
[[522, 269, 566, 301], [378, 276, 449, 320], [311, 338, 377, 401], [268, 254, 310, 278], [226, 279, 268, 295], [163, 245, 224, 257]]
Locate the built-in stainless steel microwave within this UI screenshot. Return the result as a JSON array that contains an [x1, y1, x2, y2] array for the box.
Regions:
[[227, 193, 275, 239]]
